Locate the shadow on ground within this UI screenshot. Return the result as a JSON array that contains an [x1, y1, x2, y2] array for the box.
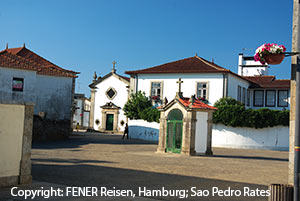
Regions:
[[209, 154, 288, 162], [30, 161, 268, 201], [32, 134, 157, 149], [32, 158, 116, 164]]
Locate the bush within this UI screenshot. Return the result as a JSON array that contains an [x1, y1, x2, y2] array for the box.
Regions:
[[123, 91, 160, 122], [140, 107, 160, 123], [213, 97, 289, 128], [123, 91, 152, 120]]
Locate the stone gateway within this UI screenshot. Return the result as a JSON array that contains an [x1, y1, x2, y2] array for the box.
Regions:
[[157, 79, 217, 155]]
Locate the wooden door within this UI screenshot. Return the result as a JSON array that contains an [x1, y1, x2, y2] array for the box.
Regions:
[[106, 114, 114, 131]]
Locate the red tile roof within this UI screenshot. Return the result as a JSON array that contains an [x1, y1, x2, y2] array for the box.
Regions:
[[0, 51, 39, 71], [179, 97, 217, 110], [0, 46, 79, 78], [125, 55, 290, 90], [119, 75, 130, 82], [243, 76, 290, 89], [125, 56, 230, 75]]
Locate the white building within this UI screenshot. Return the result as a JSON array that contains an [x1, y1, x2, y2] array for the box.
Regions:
[[238, 53, 290, 110], [73, 93, 90, 129], [125, 54, 290, 110], [89, 66, 130, 132], [0, 45, 78, 120]]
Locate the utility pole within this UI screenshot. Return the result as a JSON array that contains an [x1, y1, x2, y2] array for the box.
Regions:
[[292, 0, 300, 200]]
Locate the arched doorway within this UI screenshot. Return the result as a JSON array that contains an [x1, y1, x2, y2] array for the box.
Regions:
[[166, 109, 183, 153]]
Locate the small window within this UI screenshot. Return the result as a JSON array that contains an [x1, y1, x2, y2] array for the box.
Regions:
[[254, 90, 264, 107], [151, 82, 162, 98], [106, 87, 117, 100], [278, 90, 288, 107], [237, 86, 241, 102], [265, 90, 276, 107], [247, 89, 250, 106], [12, 77, 24, 92], [196, 82, 208, 100], [242, 87, 246, 104]]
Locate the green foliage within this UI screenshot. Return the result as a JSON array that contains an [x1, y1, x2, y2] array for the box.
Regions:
[[123, 91, 160, 122], [213, 97, 289, 128], [140, 107, 160, 123], [213, 97, 244, 108]]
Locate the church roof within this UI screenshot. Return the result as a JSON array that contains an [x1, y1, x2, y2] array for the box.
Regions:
[[0, 46, 79, 78], [89, 71, 130, 88], [243, 76, 290, 89], [125, 56, 231, 75], [178, 97, 217, 110]]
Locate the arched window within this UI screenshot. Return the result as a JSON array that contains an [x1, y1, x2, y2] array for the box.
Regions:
[[167, 109, 183, 121], [166, 109, 183, 153]]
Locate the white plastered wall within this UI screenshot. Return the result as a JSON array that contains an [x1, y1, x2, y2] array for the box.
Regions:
[[0, 104, 24, 177], [136, 73, 224, 105], [35, 75, 73, 120], [227, 73, 250, 102], [195, 111, 208, 154], [0, 67, 36, 103]]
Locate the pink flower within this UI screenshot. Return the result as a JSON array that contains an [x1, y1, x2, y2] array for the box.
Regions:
[[254, 43, 286, 65]]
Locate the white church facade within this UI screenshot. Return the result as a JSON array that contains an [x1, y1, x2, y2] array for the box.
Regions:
[[89, 64, 129, 133]]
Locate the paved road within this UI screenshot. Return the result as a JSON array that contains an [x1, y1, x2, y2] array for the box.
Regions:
[[1, 133, 289, 201]]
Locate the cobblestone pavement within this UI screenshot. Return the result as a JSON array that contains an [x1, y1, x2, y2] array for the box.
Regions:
[[0, 132, 289, 201]]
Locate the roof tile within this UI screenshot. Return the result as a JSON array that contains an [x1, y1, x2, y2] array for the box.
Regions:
[[125, 56, 230, 75], [179, 97, 217, 110], [2, 46, 79, 77], [0, 51, 39, 71], [243, 76, 290, 89]]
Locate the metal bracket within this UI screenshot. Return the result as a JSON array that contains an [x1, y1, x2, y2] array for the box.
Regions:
[[284, 52, 300, 57]]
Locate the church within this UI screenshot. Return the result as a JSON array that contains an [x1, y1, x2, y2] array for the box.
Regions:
[[89, 62, 129, 132]]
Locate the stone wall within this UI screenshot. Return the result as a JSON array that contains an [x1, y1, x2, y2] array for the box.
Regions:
[[0, 102, 33, 187], [33, 115, 70, 141]]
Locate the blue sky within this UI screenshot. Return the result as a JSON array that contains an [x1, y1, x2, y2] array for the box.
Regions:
[[0, 0, 293, 97]]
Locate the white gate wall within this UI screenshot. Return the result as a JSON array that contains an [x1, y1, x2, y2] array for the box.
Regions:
[[128, 120, 289, 150], [212, 124, 289, 150], [128, 120, 159, 142]]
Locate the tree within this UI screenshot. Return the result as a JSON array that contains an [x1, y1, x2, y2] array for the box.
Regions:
[[123, 91, 152, 119], [140, 107, 160, 123]]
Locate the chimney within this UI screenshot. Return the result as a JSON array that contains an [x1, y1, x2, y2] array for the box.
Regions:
[[238, 53, 244, 76]]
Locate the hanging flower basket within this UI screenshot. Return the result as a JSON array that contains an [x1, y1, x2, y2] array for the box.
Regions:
[[254, 43, 286, 65], [264, 54, 285, 65]]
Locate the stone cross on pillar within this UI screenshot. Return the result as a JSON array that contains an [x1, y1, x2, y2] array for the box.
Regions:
[[112, 61, 117, 73], [177, 78, 183, 93], [176, 78, 183, 99]]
